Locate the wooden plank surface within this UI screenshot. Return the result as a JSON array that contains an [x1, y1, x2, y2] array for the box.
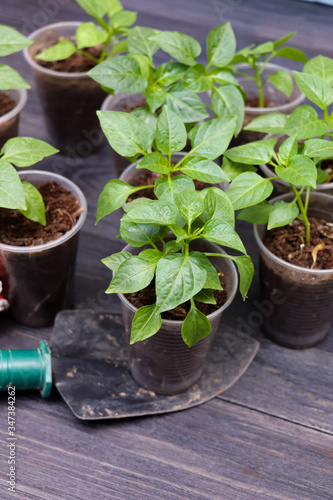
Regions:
[[1, 0, 333, 498]]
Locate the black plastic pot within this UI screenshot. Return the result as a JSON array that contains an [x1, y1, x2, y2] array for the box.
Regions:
[[0, 171, 87, 327], [0, 89, 27, 149], [117, 240, 238, 394], [23, 22, 106, 155], [254, 192, 333, 348]]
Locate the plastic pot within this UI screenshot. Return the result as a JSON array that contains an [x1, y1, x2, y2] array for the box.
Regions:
[[233, 63, 305, 146], [260, 133, 333, 195], [117, 239, 238, 394], [23, 22, 106, 155], [0, 170, 87, 327], [0, 89, 27, 149], [254, 191, 333, 348]]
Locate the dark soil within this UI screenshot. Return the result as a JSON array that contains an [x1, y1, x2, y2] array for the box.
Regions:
[[0, 91, 16, 117], [263, 217, 333, 270], [121, 97, 147, 113], [36, 38, 102, 72], [0, 181, 82, 246], [125, 275, 228, 321], [245, 96, 281, 109]]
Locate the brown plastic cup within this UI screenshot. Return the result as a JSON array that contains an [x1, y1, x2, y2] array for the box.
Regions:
[[0, 89, 27, 149]]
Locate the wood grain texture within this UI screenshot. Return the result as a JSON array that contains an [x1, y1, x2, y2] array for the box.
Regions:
[[1, 0, 333, 498]]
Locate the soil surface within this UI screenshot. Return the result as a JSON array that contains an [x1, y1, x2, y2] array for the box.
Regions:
[[245, 96, 284, 109], [125, 275, 227, 321], [36, 38, 102, 72], [0, 181, 82, 246], [263, 217, 333, 270], [0, 91, 16, 117], [121, 98, 147, 113]]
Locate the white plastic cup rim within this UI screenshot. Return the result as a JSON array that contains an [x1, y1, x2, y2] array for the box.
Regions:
[[0, 170, 87, 253], [0, 89, 27, 125]]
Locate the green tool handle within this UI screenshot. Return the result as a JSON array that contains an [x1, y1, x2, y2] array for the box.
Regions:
[[0, 341, 52, 397]]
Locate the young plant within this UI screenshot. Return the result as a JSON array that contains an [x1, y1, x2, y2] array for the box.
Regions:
[[0, 137, 58, 225], [89, 23, 245, 135], [95, 105, 237, 221], [0, 25, 32, 90], [223, 136, 321, 245], [231, 32, 307, 108], [35, 0, 137, 65]]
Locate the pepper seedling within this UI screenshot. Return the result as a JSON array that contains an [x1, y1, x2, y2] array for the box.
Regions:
[[35, 0, 137, 65], [95, 105, 236, 221], [0, 137, 58, 225], [0, 24, 32, 89]]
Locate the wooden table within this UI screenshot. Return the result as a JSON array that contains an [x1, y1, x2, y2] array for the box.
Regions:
[[1, 1, 333, 498]]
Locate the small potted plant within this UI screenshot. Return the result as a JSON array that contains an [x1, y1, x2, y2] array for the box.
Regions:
[[90, 23, 245, 175], [0, 25, 32, 148], [243, 54, 333, 193], [223, 136, 333, 348], [23, 0, 137, 155], [0, 137, 87, 327]]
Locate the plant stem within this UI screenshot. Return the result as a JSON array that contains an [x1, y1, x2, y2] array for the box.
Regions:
[[77, 50, 100, 64], [253, 63, 265, 108], [290, 184, 311, 245]]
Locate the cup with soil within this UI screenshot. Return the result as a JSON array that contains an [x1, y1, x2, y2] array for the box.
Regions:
[[117, 239, 238, 394], [0, 170, 87, 327], [260, 133, 333, 195], [254, 191, 333, 349], [231, 63, 305, 147], [23, 22, 106, 155], [0, 89, 27, 149]]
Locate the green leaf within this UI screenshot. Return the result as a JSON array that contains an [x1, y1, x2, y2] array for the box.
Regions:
[[304, 55, 333, 85], [244, 112, 287, 134], [189, 116, 237, 160], [123, 197, 152, 213], [97, 110, 153, 157], [175, 189, 204, 224], [211, 85, 244, 136], [102, 251, 132, 272], [268, 70, 293, 98], [19, 181, 46, 225], [130, 304, 162, 344], [120, 221, 166, 247], [293, 71, 333, 109], [110, 40, 127, 55], [238, 201, 272, 224], [156, 254, 206, 312], [110, 10, 137, 28], [303, 139, 333, 160], [96, 180, 139, 222], [76, 23, 108, 49], [284, 105, 328, 139], [209, 69, 238, 86], [180, 156, 229, 184], [279, 135, 298, 165], [165, 84, 209, 123], [189, 252, 222, 290], [170, 225, 187, 243], [267, 200, 299, 230], [194, 289, 216, 305], [221, 157, 257, 181], [203, 188, 235, 227], [203, 220, 246, 254], [106, 256, 156, 293], [232, 255, 254, 300], [122, 199, 178, 225], [1, 137, 58, 166], [76, 0, 108, 17], [139, 248, 163, 265], [155, 105, 187, 155], [145, 86, 167, 113], [250, 41, 274, 55], [0, 65, 30, 90], [164, 240, 182, 254], [136, 152, 169, 174], [276, 154, 317, 188], [207, 23, 236, 67], [0, 161, 26, 210], [275, 47, 307, 63], [273, 32, 296, 49], [105, 0, 123, 17], [182, 303, 212, 348], [131, 106, 157, 131], [0, 25, 32, 56], [184, 64, 212, 92], [88, 56, 147, 93], [156, 62, 188, 86], [152, 31, 201, 66], [226, 172, 274, 209], [224, 138, 277, 165], [317, 168, 329, 184], [35, 40, 77, 61], [127, 27, 160, 59], [155, 175, 195, 203]]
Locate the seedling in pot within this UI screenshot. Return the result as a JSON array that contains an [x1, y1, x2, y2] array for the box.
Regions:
[[35, 0, 137, 66], [0, 137, 58, 224], [0, 25, 32, 90], [95, 105, 237, 220]]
